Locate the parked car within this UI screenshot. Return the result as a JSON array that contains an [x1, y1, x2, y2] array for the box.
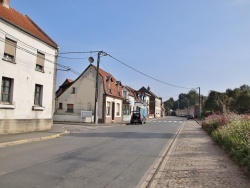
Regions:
[[187, 114, 194, 119], [130, 111, 146, 124], [180, 114, 187, 117]]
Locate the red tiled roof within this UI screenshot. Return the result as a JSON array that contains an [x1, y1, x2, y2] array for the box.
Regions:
[[55, 78, 74, 98], [126, 86, 138, 99], [66, 79, 74, 83], [0, 4, 58, 48], [92, 65, 123, 99]]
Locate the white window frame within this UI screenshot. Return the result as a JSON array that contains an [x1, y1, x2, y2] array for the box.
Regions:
[[116, 103, 120, 116], [0, 77, 14, 104], [107, 101, 111, 116], [34, 84, 43, 106]]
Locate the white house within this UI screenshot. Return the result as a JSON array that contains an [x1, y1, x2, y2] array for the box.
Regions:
[[122, 86, 135, 122], [139, 86, 162, 118], [54, 65, 123, 123], [0, 0, 58, 134]]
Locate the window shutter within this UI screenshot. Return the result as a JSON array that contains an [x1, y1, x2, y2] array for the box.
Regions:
[[37, 52, 45, 66], [5, 38, 16, 56]]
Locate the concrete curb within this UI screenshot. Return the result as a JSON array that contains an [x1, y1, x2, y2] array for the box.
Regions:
[[0, 130, 70, 148]]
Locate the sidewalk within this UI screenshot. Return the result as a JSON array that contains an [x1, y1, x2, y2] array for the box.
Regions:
[[0, 122, 127, 148], [0, 124, 70, 148], [146, 120, 250, 188]]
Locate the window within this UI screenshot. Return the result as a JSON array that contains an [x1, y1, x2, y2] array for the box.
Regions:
[[3, 38, 16, 62], [36, 51, 45, 72], [72, 87, 75, 94], [116, 103, 120, 116], [107, 102, 111, 115], [123, 105, 129, 115], [123, 91, 128, 99], [59, 103, 63, 109], [34, 84, 43, 106], [67, 104, 74, 113], [1, 77, 13, 103]]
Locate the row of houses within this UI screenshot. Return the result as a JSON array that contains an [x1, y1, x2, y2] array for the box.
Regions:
[[54, 64, 165, 124], [0, 1, 164, 134]]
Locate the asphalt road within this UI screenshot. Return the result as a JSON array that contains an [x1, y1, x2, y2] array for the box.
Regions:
[[0, 116, 185, 188]]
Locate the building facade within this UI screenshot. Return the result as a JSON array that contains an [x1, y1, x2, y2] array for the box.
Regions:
[[139, 86, 162, 118], [0, 0, 58, 134], [54, 65, 123, 123]]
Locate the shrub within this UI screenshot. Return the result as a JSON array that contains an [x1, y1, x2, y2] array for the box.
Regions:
[[203, 114, 250, 173], [201, 113, 236, 134]]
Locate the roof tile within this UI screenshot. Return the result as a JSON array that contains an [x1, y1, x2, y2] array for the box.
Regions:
[[0, 4, 57, 48]]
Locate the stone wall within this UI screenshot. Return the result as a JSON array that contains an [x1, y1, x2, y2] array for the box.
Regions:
[[0, 119, 52, 134]]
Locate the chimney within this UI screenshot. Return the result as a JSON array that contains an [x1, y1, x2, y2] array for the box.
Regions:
[[1, 0, 10, 8], [147, 86, 150, 91]]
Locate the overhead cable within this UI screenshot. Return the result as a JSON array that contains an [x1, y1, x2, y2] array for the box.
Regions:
[[108, 54, 194, 90]]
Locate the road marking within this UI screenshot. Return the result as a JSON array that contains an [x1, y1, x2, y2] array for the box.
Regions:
[[150, 120, 183, 123]]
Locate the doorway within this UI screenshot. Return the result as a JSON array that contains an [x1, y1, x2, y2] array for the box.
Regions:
[[112, 102, 115, 121]]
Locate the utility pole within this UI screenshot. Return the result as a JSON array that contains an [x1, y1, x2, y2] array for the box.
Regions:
[[94, 51, 102, 124], [198, 87, 201, 118]]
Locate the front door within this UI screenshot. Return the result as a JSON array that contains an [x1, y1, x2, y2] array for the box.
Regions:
[[112, 102, 115, 121]]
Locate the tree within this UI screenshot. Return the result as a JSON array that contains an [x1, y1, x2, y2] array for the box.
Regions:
[[205, 84, 250, 114], [164, 97, 175, 115], [204, 91, 223, 113]]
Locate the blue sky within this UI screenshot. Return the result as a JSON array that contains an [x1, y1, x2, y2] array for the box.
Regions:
[[12, 0, 250, 100]]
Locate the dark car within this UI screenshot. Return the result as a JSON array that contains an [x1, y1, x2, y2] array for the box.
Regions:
[[130, 111, 146, 124], [187, 114, 194, 119], [180, 114, 187, 117]]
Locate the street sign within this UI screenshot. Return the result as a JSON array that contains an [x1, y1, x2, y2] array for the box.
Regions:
[[81, 111, 92, 118]]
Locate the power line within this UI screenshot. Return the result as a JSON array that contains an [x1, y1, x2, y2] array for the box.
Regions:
[[0, 36, 81, 76], [0, 29, 56, 57], [108, 54, 194, 90], [0, 29, 197, 89], [58, 56, 89, 60], [59, 51, 100, 54]]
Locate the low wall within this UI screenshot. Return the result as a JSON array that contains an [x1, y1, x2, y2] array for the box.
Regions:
[[0, 119, 52, 134], [105, 116, 122, 123], [122, 115, 131, 122], [53, 114, 93, 123]]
